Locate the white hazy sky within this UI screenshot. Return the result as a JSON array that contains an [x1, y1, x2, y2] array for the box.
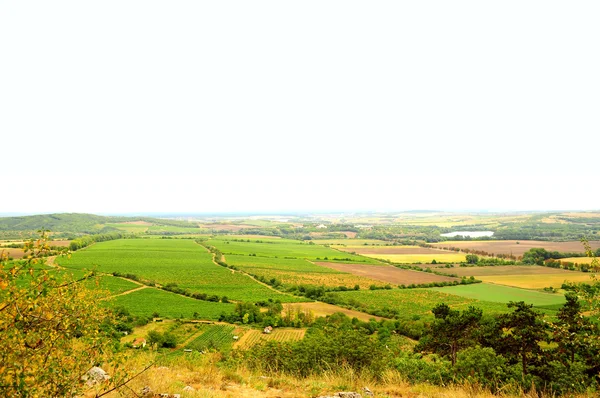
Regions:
[[1, 1, 599, 214]]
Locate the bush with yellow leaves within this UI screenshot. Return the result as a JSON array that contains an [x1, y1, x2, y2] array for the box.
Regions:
[[0, 231, 126, 397]]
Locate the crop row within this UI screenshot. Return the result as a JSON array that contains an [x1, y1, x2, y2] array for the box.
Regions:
[[186, 325, 236, 351]]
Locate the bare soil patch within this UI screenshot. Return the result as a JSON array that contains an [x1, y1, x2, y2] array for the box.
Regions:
[[49, 240, 70, 247], [432, 240, 600, 257], [316, 262, 458, 285], [0, 248, 25, 259], [435, 265, 579, 277], [340, 231, 357, 238]]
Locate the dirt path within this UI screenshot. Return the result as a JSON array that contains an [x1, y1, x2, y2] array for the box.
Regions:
[[46, 255, 58, 267], [116, 276, 145, 286], [111, 285, 148, 297], [179, 328, 206, 347], [194, 241, 388, 320]]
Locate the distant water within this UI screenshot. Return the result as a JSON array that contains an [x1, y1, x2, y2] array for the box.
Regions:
[[441, 231, 494, 238]]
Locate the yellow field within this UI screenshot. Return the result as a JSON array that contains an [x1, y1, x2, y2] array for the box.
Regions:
[[292, 302, 382, 322], [233, 328, 306, 349], [560, 257, 599, 265], [242, 267, 388, 289], [478, 273, 596, 289], [361, 253, 466, 264]]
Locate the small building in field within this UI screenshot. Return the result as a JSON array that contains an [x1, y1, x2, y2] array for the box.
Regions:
[[132, 338, 147, 348], [316, 224, 327, 229], [263, 326, 273, 334]]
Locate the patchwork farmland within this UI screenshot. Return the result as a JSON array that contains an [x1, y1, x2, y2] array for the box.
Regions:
[[431, 240, 600, 258], [57, 239, 299, 303], [336, 245, 468, 263]]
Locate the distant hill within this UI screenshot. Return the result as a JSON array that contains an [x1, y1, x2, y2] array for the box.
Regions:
[[0, 213, 207, 239], [0, 213, 138, 234]]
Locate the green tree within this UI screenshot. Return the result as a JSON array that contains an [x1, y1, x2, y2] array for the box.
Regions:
[[146, 330, 164, 349], [498, 301, 547, 376], [552, 293, 590, 365], [521, 248, 549, 265], [416, 303, 482, 366], [465, 254, 479, 264]]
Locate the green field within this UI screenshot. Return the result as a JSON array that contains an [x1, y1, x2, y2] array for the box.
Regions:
[[185, 324, 236, 351], [84, 275, 140, 295], [57, 239, 300, 303], [430, 283, 566, 307], [207, 238, 380, 264], [329, 287, 558, 319], [109, 288, 234, 319]]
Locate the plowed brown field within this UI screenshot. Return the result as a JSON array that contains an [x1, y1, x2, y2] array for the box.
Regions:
[[431, 240, 600, 257], [316, 262, 458, 285]]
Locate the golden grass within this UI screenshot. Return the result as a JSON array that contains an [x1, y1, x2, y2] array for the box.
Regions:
[[88, 351, 586, 398], [478, 273, 596, 289], [560, 257, 599, 265], [291, 302, 382, 322]]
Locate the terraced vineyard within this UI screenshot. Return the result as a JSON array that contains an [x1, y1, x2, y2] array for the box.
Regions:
[[186, 325, 236, 351], [234, 328, 306, 349], [57, 239, 300, 303]]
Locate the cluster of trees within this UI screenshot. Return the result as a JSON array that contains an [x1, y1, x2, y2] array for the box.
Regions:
[[416, 296, 600, 394], [69, 231, 128, 251], [218, 301, 314, 328], [162, 282, 229, 303], [241, 295, 600, 395], [398, 276, 479, 289], [145, 330, 178, 349], [522, 247, 591, 265]]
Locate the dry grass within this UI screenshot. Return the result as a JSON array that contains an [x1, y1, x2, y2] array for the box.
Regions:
[[560, 257, 599, 265], [291, 302, 383, 322], [478, 273, 596, 289], [87, 352, 590, 398]]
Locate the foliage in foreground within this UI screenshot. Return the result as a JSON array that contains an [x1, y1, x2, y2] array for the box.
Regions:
[[0, 233, 126, 397]]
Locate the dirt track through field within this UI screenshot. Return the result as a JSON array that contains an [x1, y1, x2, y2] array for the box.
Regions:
[[111, 285, 148, 297]]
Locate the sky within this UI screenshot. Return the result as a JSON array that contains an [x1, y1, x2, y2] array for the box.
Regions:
[[1, 1, 599, 214]]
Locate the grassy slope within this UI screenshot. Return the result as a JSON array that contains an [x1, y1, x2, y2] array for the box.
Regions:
[[430, 283, 566, 306], [109, 288, 234, 319]]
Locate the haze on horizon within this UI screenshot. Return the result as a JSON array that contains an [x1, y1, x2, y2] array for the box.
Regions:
[[1, 1, 599, 215]]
